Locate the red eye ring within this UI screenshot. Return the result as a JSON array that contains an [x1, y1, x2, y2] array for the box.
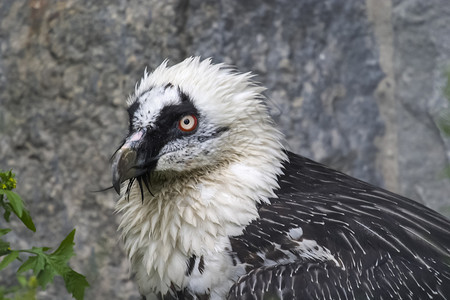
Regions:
[[178, 115, 198, 132]]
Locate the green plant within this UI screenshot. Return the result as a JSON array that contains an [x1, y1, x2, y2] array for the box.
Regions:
[[0, 170, 89, 300], [0, 275, 38, 300]]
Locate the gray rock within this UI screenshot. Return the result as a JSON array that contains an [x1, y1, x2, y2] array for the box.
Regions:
[[0, 0, 449, 298]]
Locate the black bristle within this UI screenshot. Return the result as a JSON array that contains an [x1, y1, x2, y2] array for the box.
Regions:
[[126, 178, 135, 202], [144, 173, 154, 197], [136, 177, 145, 204], [122, 173, 153, 204]]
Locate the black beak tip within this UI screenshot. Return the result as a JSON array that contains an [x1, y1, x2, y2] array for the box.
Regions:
[[112, 167, 122, 194], [113, 179, 121, 194], [111, 147, 138, 195]]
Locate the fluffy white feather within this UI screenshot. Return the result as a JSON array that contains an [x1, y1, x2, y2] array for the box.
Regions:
[[115, 57, 287, 298]]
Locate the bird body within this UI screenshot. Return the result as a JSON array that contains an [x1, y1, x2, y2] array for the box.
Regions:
[[112, 57, 450, 299]]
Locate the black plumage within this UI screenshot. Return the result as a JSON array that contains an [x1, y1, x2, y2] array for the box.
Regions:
[[228, 151, 450, 299]]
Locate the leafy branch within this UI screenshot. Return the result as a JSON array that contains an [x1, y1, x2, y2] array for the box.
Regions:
[[0, 170, 89, 300]]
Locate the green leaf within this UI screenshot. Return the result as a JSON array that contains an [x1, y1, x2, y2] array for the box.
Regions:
[[20, 254, 54, 288], [51, 229, 76, 263], [1, 198, 12, 223], [12, 230, 89, 299], [18, 209, 36, 232], [3, 208, 11, 222], [0, 251, 19, 270], [37, 264, 57, 289], [33, 254, 47, 275], [0, 190, 35, 231], [0, 228, 11, 256], [17, 256, 38, 274], [47, 230, 89, 299], [0, 190, 23, 218], [0, 239, 10, 256], [62, 269, 89, 300], [0, 228, 11, 237]]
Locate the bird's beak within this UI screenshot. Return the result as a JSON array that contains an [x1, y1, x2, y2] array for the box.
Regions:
[[112, 147, 138, 194], [111, 129, 149, 194]]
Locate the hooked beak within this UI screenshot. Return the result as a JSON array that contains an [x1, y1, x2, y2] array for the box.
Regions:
[[112, 147, 138, 194], [111, 129, 155, 194]]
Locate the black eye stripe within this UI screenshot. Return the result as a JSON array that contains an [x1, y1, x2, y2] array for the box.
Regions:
[[155, 91, 199, 129], [128, 88, 196, 130], [157, 104, 199, 127]]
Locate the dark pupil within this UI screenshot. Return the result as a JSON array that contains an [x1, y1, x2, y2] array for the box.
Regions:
[[183, 118, 190, 125]]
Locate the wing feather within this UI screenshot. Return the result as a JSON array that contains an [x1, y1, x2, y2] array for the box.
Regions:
[[229, 152, 450, 299]]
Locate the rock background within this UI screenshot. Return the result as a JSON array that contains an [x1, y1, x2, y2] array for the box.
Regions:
[[0, 0, 449, 299]]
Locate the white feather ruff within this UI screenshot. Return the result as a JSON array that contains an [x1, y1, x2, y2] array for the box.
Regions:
[[116, 57, 287, 298]]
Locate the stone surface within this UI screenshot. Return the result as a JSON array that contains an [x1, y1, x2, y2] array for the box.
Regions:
[[0, 0, 449, 298]]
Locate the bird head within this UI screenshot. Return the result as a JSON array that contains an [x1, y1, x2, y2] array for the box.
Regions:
[[112, 57, 283, 195]]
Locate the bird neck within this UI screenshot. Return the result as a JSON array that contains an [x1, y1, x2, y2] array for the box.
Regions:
[[117, 152, 285, 246]]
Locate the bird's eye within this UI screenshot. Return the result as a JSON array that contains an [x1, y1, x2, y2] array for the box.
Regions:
[[178, 115, 198, 132]]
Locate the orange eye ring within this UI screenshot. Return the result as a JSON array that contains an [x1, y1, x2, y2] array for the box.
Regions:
[[178, 115, 198, 132]]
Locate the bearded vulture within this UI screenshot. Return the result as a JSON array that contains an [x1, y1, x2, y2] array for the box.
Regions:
[[111, 57, 450, 300]]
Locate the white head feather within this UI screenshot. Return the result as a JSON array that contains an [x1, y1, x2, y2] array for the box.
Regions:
[[115, 57, 287, 297]]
